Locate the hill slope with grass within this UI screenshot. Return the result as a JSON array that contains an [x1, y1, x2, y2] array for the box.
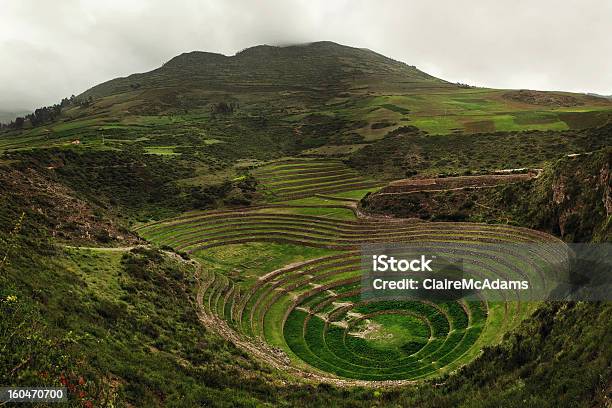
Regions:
[[1, 41, 611, 407], [2, 41, 612, 155], [80, 41, 449, 109], [360, 147, 612, 242]]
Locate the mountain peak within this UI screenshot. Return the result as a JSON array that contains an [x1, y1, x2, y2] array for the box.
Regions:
[[162, 51, 228, 69], [79, 41, 450, 110]]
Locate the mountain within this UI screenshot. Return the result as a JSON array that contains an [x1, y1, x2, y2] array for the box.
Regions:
[[79, 41, 450, 113], [0, 109, 31, 124], [587, 92, 612, 100], [2, 41, 612, 151], [73, 42, 611, 132]]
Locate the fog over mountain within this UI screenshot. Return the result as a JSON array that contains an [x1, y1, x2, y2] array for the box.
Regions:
[[1, 0, 611, 112]]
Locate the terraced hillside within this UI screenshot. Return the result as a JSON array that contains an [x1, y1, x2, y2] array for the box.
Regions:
[[135, 163, 566, 383], [378, 173, 537, 194], [251, 159, 384, 201]]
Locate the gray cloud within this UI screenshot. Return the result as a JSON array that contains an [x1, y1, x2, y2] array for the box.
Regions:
[[1, 0, 611, 112]]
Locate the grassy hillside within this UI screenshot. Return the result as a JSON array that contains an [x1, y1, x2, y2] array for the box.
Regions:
[[0, 41, 610, 407], [347, 124, 612, 178], [81, 42, 448, 106], [360, 148, 612, 242], [2, 42, 611, 158]]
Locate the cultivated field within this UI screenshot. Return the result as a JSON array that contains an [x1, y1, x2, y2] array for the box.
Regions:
[[135, 160, 566, 383], [251, 159, 384, 200]]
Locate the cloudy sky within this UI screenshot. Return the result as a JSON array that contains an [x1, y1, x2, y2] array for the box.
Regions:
[[1, 0, 611, 113]]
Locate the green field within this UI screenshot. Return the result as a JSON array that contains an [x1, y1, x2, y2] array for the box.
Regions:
[[135, 159, 564, 382], [251, 158, 384, 200]]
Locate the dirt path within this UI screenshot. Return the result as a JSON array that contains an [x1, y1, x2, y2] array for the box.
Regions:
[[373, 184, 511, 197], [379, 173, 538, 196]]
